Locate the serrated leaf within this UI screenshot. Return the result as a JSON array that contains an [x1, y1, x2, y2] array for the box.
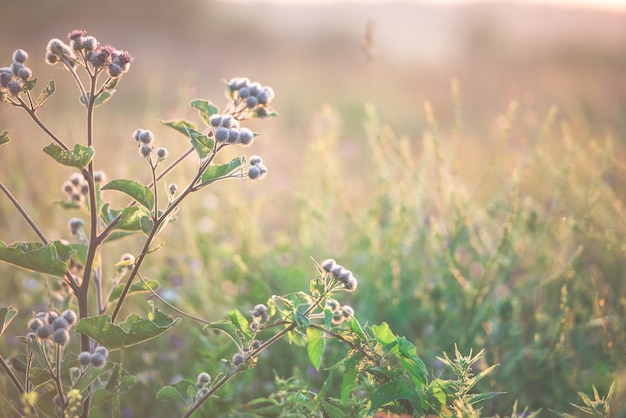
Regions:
[[22, 77, 37, 93], [306, 327, 325, 371], [0, 130, 10, 147], [160, 119, 198, 137], [109, 278, 160, 302], [43, 143, 94, 168], [186, 127, 214, 159], [0, 240, 72, 276], [228, 309, 252, 339], [102, 179, 154, 210], [36, 80, 55, 107], [191, 99, 219, 125], [0, 306, 18, 336], [200, 156, 243, 185], [368, 380, 414, 413], [467, 391, 505, 405], [76, 309, 180, 350]]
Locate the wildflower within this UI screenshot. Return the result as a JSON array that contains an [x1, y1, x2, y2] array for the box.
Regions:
[[12, 49, 28, 63], [238, 128, 254, 146], [52, 328, 70, 346]]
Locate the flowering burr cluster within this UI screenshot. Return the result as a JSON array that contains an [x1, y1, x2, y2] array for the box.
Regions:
[[321, 258, 358, 292], [27, 309, 77, 347], [247, 155, 268, 181], [226, 77, 275, 118], [0, 49, 33, 99], [326, 299, 355, 325], [77, 346, 109, 369], [46, 30, 133, 79], [209, 114, 256, 147], [60, 171, 105, 207], [132, 128, 167, 162]]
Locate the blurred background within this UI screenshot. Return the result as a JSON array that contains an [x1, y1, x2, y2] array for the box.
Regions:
[[0, 0, 625, 416]]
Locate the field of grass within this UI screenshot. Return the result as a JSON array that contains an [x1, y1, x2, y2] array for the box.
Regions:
[[0, 0, 625, 416]]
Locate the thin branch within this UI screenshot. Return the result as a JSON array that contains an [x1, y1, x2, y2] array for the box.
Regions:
[[0, 352, 25, 394], [0, 181, 48, 244]]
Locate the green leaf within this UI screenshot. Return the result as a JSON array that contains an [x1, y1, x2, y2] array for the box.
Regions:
[[112, 206, 151, 232], [397, 337, 428, 385], [186, 127, 214, 159], [341, 357, 360, 402], [102, 179, 154, 210], [76, 309, 181, 350], [109, 278, 160, 302], [68, 243, 88, 265], [160, 119, 197, 137], [0, 130, 10, 147], [306, 327, 325, 371], [140, 215, 153, 236], [368, 379, 414, 413], [22, 77, 37, 93], [0, 240, 72, 277], [43, 143, 94, 168], [200, 156, 243, 185], [36, 80, 55, 107], [81, 90, 115, 107], [372, 322, 396, 346], [228, 309, 252, 339], [0, 306, 18, 336], [467, 391, 505, 405], [191, 99, 219, 125], [156, 385, 191, 404]]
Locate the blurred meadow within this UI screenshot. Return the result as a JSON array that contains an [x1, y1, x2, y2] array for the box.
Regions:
[[1, 0, 626, 415]]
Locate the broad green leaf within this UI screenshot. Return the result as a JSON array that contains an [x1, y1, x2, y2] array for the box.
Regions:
[[372, 322, 396, 346], [368, 379, 414, 413], [205, 320, 244, 346], [104, 77, 119, 91], [102, 179, 154, 210], [0, 130, 10, 146], [200, 156, 243, 184], [81, 90, 115, 107], [429, 380, 447, 405], [68, 243, 88, 265], [76, 309, 181, 350], [467, 391, 505, 405], [111, 206, 150, 232], [185, 127, 214, 159], [0, 306, 18, 336], [43, 143, 94, 168], [228, 309, 252, 339], [306, 327, 325, 371], [191, 99, 219, 125], [108, 278, 159, 302], [36, 80, 55, 107], [397, 337, 428, 385], [157, 385, 190, 404], [0, 240, 72, 276], [140, 215, 153, 236], [322, 400, 348, 418], [160, 119, 197, 137], [341, 357, 360, 402], [22, 77, 37, 93]]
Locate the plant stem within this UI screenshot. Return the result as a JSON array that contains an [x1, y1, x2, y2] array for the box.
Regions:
[[0, 352, 25, 394], [0, 181, 48, 244]]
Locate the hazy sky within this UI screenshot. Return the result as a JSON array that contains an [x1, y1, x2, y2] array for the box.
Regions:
[[228, 0, 626, 11]]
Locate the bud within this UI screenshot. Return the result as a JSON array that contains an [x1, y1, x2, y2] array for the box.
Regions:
[[251, 339, 261, 349], [0, 68, 12, 87], [214, 127, 230, 143], [69, 172, 83, 186], [238, 128, 254, 147], [45, 52, 59, 65], [209, 114, 222, 127], [139, 144, 153, 158], [137, 129, 155, 145], [68, 218, 84, 236], [235, 77, 250, 90], [90, 352, 106, 369], [82, 36, 98, 52], [7, 79, 22, 96], [11, 61, 24, 76], [232, 353, 244, 366], [78, 351, 92, 367], [220, 115, 234, 129], [27, 318, 43, 332], [52, 317, 69, 331], [52, 328, 70, 346], [120, 253, 135, 270], [93, 171, 106, 183], [248, 82, 262, 96], [12, 49, 28, 63], [156, 147, 168, 160], [61, 309, 77, 326], [332, 312, 345, 325], [107, 63, 123, 78], [228, 128, 240, 144], [342, 305, 355, 318], [344, 276, 358, 292], [321, 259, 336, 273], [237, 87, 250, 99], [247, 165, 261, 180], [168, 183, 178, 195], [47, 312, 59, 324], [17, 66, 32, 81], [249, 155, 262, 166], [196, 372, 211, 386], [257, 163, 268, 179], [245, 96, 258, 109], [94, 346, 109, 359]]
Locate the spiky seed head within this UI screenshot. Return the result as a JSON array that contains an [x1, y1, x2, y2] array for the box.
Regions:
[[257, 164, 268, 179], [12, 49, 28, 63], [220, 115, 234, 129], [321, 259, 336, 273], [68, 218, 84, 235], [36, 325, 51, 339], [245, 96, 258, 109], [248, 82, 262, 96], [61, 309, 77, 326], [232, 353, 244, 366], [93, 171, 106, 183], [197, 372, 211, 386], [214, 126, 230, 143], [107, 63, 122, 78], [82, 36, 97, 51], [28, 318, 43, 332], [47, 311, 59, 324], [52, 317, 69, 331], [90, 352, 106, 369], [344, 276, 358, 292], [237, 87, 250, 99], [7, 79, 22, 96], [52, 328, 70, 346], [0, 68, 12, 87], [248, 165, 261, 180], [137, 129, 155, 145], [209, 114, 222, 127], [156, 147, 168, 160], [78, 351, 92, 367], [94, 346, 109, 358], [169, 183, 178, 195], [249, 155, 262, 166], [17, 66, 32, 81], [238, 128, 254, 146], [342, 305, 355, 318], [251, 339, 261, 349], [139, 144, 153, 158]]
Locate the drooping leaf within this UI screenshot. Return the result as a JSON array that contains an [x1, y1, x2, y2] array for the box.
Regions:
[[200, 156, 243, 185], [204, 320, 244, 346], [94, 90, 115, 106], [341, 356, 360, 403], [22, 77, 37, 93], [306, 327, 325, 371], [0, 306, 18, 336], [36, 80, 55, 107], [368, 379, 415, 413], [68, 243, 88, 266], [43, 143, 94, 168], [397, 337, 428, 386], [160, 119, 197, 137], [372, 322, 396, 346], [112, 206, 151, 232], [228, 309, 252, 339], [157, 379, 195, 404], [191, 99, 219, 125], [108, 278, 160, 302], [76, 309, 180, 350], [0, 241, 72, 276], [102, 179, 154, 210], [140, 215, 153, 236], [185, 127, 214, 159], [0, 130, 10, 147]]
